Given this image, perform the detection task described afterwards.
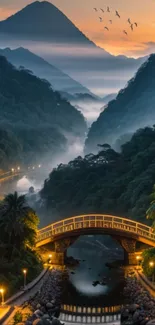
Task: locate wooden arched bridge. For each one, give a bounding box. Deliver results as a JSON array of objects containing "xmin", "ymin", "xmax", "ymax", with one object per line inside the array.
[{"xmin": 36, "ymin": 214, "xmax": 155, "ymax": 265}]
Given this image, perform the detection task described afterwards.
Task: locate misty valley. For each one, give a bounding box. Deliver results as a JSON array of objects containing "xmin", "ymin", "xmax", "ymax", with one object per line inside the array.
[{"xmin": 0, "ymin": 1, "xmax": 155, "ymax": 325}]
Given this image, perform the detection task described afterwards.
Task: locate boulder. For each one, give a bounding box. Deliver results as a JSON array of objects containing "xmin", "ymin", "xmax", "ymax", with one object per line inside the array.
[
  {"xmin": 121, "ymin": 309, "xmax": 130, "ymax": 320},
  {"xmin": 33, "ymin": 320, "xmax": 40, "ymax": 325},
  {"xmin": 42, "ymin": 314, "xmax": 50, "ymax": 320},
  {"xmin": 133, "ymin": 310, "xmax": 140, "ymax": 322},
  {"xmin": 46, "ymin": 303, "xmax": 53, "ymax": 309},
  {"xmin": 140, "ymin": 320, "xmax": 148, "ymax": 325},
  {"xmin": 34, "ymin": 310, "xmax": 43, "ymax": 318},
  {"xmin": 37, "ymin": 304, "xmax": 41, "ymax": 309},
  {"xmin": 37, "ymin": 320, "xmax": 51, "ymax": 325},
  {"xmin": 129, "ymin": 304, "xmax": 139, "ymax": 313},
  {"xmin": 51, "ymin": 318, "xmax": 62, "ymax": 325},
  {"xmin": 146, "ymin": 319, "xmax": 155, "ymax": 325}
]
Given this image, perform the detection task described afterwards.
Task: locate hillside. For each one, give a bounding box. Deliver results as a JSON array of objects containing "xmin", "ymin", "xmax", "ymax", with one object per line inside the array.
[
  {"xmin": 0, "ymin": 47, "xmax": 90, "ymax": 94},
  {"xmin": 0, "ymin": 1, "xmax": 146, "ymax": 95},
  {"xmin": 39, "ymin": 127, "xmax": 155, "ymax": 226},
  {"xmin": 85, "ymin": 55, "xmax": 155, "ymax": 154},
  {"xmin": 0, "ymin": 56, "xmax": 87, "ymax": 168},
  {"xmin": 102, "ymin": 94, "xmax": 117, "ymax": 104}
]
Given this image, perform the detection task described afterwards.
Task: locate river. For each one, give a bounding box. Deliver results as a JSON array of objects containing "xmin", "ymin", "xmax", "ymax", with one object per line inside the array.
[{"xmin": 62, "ymin": 238, "xmax": 125, "ymax": 308}]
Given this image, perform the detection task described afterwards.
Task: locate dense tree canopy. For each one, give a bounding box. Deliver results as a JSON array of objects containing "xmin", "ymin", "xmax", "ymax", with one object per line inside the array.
[
  {"xmin": 85, "ymin": 55, "xmax": 155, "ymax": 154},
  {"xmin": 142, "ymin": 248, "xmax": 155, "ymax": 278},
  {"xmin": 40, "ymin": 126, "xmax": 155, "ymax": 226},
  {"xmin": 0, "ymin": 56, "xmax": 87, "ymax": 168},
  {"xmin": 0, "ymin": 192, "xmax": 42, "ymax": 295}
]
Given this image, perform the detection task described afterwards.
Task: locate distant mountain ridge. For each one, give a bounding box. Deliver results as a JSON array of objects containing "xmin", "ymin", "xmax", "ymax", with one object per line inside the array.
[
  {"xmin": 0, "ymin": 47, "xmax": 91, "ymax": 94},
  {"xmin": 85, "ymin": 54, "xmax": 155, "ymax": 153},
  {"xmin": 0, "ymin": 1, "xmax": 97, "ymax": 46},
  {"xmin": 0, "ymin": 55, "xmax": 87, "ymax": 167},
  {"xmin": 0, "ymin": 1, "xmax": 147, "ymax": 95}
]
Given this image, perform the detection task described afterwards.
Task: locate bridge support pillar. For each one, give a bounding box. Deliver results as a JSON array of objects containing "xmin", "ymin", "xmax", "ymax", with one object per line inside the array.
[
  {"xmin": 50, "ymin": 252, "xmax": 64, "ymax": 265},
  {"xmin": 113, "ymin": 237, "xmax": 137, "ymax": 265},
  {"xmin": 53, "ymin": 237, "xmax": 79, "ymax": 266},
  {"xmin": 124, "ymin": 252, "xmax": 137, "ymax": 265}
]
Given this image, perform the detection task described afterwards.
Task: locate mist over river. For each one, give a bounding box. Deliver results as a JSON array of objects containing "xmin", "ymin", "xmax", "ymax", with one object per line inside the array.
[
  {"xmin": 16, "ymin": 137, "xmax": 85, "ymax": 194},
  {"xmin": 62, "ymin": 240, "xmax": 125, "ymax": 308}
]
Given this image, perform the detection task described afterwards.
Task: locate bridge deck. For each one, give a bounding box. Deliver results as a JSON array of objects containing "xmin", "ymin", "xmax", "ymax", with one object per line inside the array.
[{"xmin": 36, "ymin": 215, "xmax": 155, "ymax": 247}]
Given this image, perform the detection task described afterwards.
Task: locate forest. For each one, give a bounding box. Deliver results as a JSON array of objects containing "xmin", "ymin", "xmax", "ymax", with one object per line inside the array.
[
  {"xmin": 0, "ymin": 192, "xmax": 42, "ymax": 296},
  {"xmin": 0, "ymin": 56, "xmax": 87, "ymax": 169},
  {"xmin": 40, "ymin": 126, "xmax": 155, "ymax": 226},
  {"xmin": 85, "ymin": 54, "xmax": 155, "ymax": 154}
]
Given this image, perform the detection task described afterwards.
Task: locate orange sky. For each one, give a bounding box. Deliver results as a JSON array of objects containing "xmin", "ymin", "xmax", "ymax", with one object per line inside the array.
[{"xmin": 0, "ymin": 0, "xmax": 154, "ymax": 57}]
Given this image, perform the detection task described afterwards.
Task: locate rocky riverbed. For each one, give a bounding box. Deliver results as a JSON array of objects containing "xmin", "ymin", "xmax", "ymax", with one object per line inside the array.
[
  {"xmin": 23, "ymin": 268, "xmax": 67, "ymax": 325},
  {"xmin": 121, "ymin": 271, "xmax": 155, "ymax": 325}
]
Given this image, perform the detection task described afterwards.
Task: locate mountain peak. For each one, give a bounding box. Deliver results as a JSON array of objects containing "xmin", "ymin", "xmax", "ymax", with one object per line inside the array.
[
  {"xmin": 0, "ymin": 1, "xmax": 94, "ymax": 45},
  {"xmin": 23, "ymin": 1, "xmax": 57, "ymax": 10}
]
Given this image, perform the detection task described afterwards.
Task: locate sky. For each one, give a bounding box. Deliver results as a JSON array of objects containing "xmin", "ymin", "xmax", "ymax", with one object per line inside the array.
[{"xmin": 0, "ymin": 0, "xmax": 154, "ymax": 57}]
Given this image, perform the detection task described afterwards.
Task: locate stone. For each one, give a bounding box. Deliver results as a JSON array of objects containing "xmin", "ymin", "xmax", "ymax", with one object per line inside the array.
[
  {"xmin": 42, "ymin": 314, "xmax": 50, "ymax": 320},
  {"xmin": 53, "ymin": 309, "xmax": 60, "ymax": 318},
  {"xmin": 33, "ymin": 320, "xmax": 40, "ymax": 325},
  {"xmin": 37, "ymin": 304, "xmax": 41, "ymax": 309},
  {"xmin": 140, "ymin": 320, "xmax": 148, "ymax": 325},
  {"xmin": 133, "ymin": 311, "xmax": 140, "ymax": 322},
  {"xmin": 40, "ymin": 307, "xmax": 46, "ymax": 314},
  {"xmin": 51, "ymin": 300, "xmax": 55, "ymax": 304},
  {"xmin": 129, "ymin": 304, "xmax": 139, "ymax": 313},
  {"xmin": 34, "ymin": 310, "xmax": 43, "ymax": 318},
  {"xmin": 46, "ymin": 303, "xmax": 53, "ymax": 309},
  {"xmin": 148, "ymin": 301, "xmax": 154, "ymax": 308},
  {"xmin": 51, "ymin": 318, "xmax": 62, "ymax": 325},
  {"xmin": 37, "ymin": 320, "xmax": 51, "ymax": 325},
  {"xmin": 146, "ymin": 320, "xmax": 155, "ymax": 325},
  {"xmin": 121, "ymin": 309, "xmax": 130, "ymax": 320}
]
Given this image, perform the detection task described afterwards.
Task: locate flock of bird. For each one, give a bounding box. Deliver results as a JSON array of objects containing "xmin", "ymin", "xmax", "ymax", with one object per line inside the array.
[{"xmin": 93, "ymin": 6, "xmax": 138, "ymax": 36}]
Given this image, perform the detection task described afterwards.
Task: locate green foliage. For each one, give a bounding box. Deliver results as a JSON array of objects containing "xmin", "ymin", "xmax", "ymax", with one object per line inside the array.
[
  {"xmin": 0, "ymin": 56, "xmax": 87, "ymax": 168},
  {"xmin": 146, "ymin": 185, "xmax": 155, "ymax": 227},
  {"xmin": 40, "ymin": 127, "xmax": 155, "ymax": 225},
  {"xmin": 142, "ymin": 248, "xmax": 155, "ymax": 277},
  {"xmin": 0, "ymin": 192, "xmax": 39, "ymax": 251},
  {"xmin": 85, "ymin": 55, "xmax": 155, "ymax": 153},
  {"xmin": 13, "ymin": 311, "xmax": 23, "ymax": 324},
  {"xmin": 0, "ymin": 192, "xmax": 42, "ymax": 296}
]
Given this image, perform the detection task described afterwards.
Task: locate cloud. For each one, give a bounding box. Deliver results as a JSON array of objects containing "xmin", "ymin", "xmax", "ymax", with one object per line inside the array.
[
  {"xmin": 144, "ymin": 41, "xmax": 155, "ymax": 49},
  {"xmin": 0, "ymin": 7, "xmax": 16, "ymax": 20},
  {"xmin": 133, "ymin": 41, "xmax": 155, "ymax": 56}
]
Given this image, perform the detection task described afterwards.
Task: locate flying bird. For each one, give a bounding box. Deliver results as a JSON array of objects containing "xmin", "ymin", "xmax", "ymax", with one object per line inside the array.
[
  {"xmin": 115, "ymin": 10, "xmax": 120, "ymax": 18},
  {"xmin": 100, "ymin": 8, "xmax": 104, "ymax": 13},
  {"xmin": 109, "ymin": 20, "xmax": 112, "ymax": 24},
  {"xmin": 127, "ymin": 18, "xmax": 131, "ymax": 24},
  {"xmin": 94, "ymin": 8, "xmax": 97, "ymax": 12},
  {"xmin": 107, "ymin": 6, "xmax": 110, "ymax": 12},
  {"xmin": 99, "ymin": 17, "xmax": 103, "ymax": 22},
  {"xmin": 134, "ymin": 22, "xmax": 138, "ymax": 27},
  {"xmin": 104, "ymin": 26, "xmax": 109, "ymax": 31},
  {"xmin": 130, "ymin": 24, "xmax": 133, "ymax": 31},
  {"xmin": 123, "ymin": 30, "xmax": 128, "ymax": 35}
]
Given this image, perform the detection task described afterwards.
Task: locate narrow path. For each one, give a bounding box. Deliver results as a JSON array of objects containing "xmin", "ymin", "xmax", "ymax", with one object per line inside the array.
[
  {"xmin": 10, "ymin": 270, "xmax": 49, "ymax": 307},
  {"xmin": 0, "ymin": 269, "xmax": 49, "ymax": 324},
  {"xmin": 136, "ymin": 269, "xmax": 155, "ymax": 297}
]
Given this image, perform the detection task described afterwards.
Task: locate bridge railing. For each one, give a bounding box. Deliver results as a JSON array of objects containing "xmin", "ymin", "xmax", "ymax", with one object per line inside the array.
[
  {"xmin": 61, "ymin": 304, "xmax": 122, "ymax": 314},
  {"xmin": 37, "ymin": 215, "xmax": 155, "ymax": 243}
]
